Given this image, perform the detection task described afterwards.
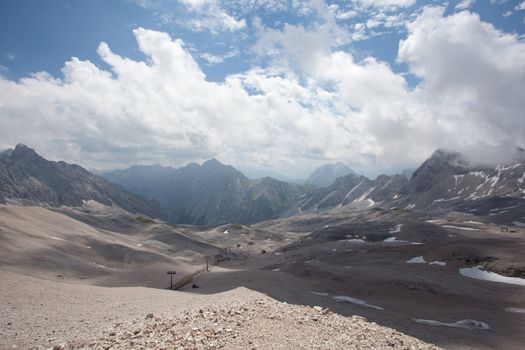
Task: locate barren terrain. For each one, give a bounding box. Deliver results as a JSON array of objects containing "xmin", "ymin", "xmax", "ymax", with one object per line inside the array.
[{"xmin": 1, "ymin": 203, "xmax": 524, "ymax": 349}]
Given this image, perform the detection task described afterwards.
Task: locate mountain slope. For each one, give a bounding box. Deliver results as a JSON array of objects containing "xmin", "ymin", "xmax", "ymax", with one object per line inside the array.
[
  {"xmin": 306, "ymin": 162, "xmax": 358, "ymax": 188},
  {"xmin": 297, "ymin": 149, "xmax": 525, "ymax": 214},
  {"xmin": 0, "ymin": 144, "xmax": 161, "ymax": 217},
  {"xmin": 400, "ymin": 149, "xmax": 525, "ymax": 210},
  {"xmin": 299, "ymin": 173, "xmax": 409, "ymax": 212},
  {"xmin": 105, "ymin": 160, "xmax": 303, "ymax": 226}
]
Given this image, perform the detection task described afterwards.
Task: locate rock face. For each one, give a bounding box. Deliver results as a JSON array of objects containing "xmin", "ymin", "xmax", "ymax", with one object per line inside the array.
[
  {"xmin": 59, "ymin": 297, "xmax": 441, "ymax": 350},
  {"xmin": 105, "ymin": 160, "xmax": 303, "ymax": 226},
  {"xmin": 306, "ymin": 162, "xmax": 358, "ymax": 188},
  {"xmin": 299, "ymin": 173, "xmax": 409, "ymax": 212},
  {"xmin": 0, "ymin": 144, "xmax": 161, "ymax": 217},
  {"xmin": 402, "ymin": 149, "xmax": 525, "ymax": 209},
  {"xmin": 297, "ymin": 149, "xmax": 525, "ymax": 213}
]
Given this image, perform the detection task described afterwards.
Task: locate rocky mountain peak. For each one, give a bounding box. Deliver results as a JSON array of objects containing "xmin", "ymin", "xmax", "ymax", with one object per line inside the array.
[{"xmin": 10, "ymin": 143, "xmax": 43, "ymax": 162}]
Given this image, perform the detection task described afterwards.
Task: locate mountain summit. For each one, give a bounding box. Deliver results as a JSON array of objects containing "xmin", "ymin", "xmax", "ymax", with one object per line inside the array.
[
  {"xmin": 306, "ymin": 162, "xmax": 358, "ymax": 188},
  {"xmin": 0, "ymin": 144, "xmax": 161, "ymax": 217}
]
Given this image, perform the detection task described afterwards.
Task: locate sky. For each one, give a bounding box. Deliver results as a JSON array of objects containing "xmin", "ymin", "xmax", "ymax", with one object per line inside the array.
[{"xmin": 0, "ymin": 0, "xmax": 524, "ymax": 179}]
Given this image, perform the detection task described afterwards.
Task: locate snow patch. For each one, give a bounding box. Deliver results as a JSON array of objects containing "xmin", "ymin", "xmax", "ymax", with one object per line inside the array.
[
  {"xmin": 512, "ymin": 221, "xmax": 525, "ymax": 228},
  {"xmin": 442, "ymin": 225, "xmax": 480, "ymax": 231},
  {"xmin": 223, "ymin": 229, "xmax": 229, "ymax": 234},
  {"xmin": 389, "ymin": 224, "xmax": 403, "ymax": 234},
  {"xmin": 412, "ymin": 318, "xmax": 490, "ymax": 330},
  {"xmin": 310, "ymin": 291, "xmax": 329, "ymax": 296},
  {"xmin": 333, "ymin": 295, "xmax": 383, "ymax": 310},
  {"xmin": 346, "ymin": 239, "xmax": 366, "ymax": 244},
  {"xmin": 429, "ymin": 261, "xmax": 447, "ymax": 266},
  {"xmin": 505, "ymin": 307, "xmax": 525, "ymax": 314},
  {"xmin": 459, "ymin": 266, "xmax": 525, "ymax": 286},
  {"xmin": 50, "ymin": 236, "xmax": 66, "ymax": 242},
  {"xmin": 383, "ymin": 236, "xmax": 408, "ymax": 243},
  {"xmin": 407, "ymin": 256, "xmax": 426, "ymax": 264}
]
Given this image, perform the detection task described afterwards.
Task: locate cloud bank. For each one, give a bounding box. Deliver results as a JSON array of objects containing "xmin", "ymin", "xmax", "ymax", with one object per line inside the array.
[{"xmin": 0, "ymin": 5, "xmax": 524, "ymax": 176}]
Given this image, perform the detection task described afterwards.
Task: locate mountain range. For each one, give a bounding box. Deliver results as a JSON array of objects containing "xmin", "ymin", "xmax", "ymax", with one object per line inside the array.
[
  {"xmin": 104, "ymin": 159, "xmax": 303, "ymax": 226},
  {"xmin": 1, "ymin": 144, "xmax": 524, "ymax": 227}
]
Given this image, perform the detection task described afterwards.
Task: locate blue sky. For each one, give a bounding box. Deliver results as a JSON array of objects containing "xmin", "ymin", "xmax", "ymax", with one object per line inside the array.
[{"xmin": 0, "ymin": 0, "xmax": 524, "ymax": 178}]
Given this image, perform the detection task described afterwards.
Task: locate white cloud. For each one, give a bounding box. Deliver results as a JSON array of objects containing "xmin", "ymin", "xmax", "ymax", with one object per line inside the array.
[
  {"xmin": 502, "ymin": 10, "xmax": 513, "ymax": 17},
  {"xmin": 201, "ymin": 48, "xmax": 239, "ymax": 65},
  {"xmin": 455, "ymin": 0, "xmax": 475, "ymax": 11},
  {"xmin": 398, "ymin": 6, "xmax": 525, "ymax": 163},
  {"xmin": 353, "ymin": 0, "xmax": 416, "ymax": 9},
  {"xmin": 0, "ymin": 6, "xmax": 524, "ymax": 176},
  {"xmin": 516, "ymin": 2, "xmax": 525, "ymax": 11},
  {"xmin": 178, "ymin": 0, "xmax": 246, "ymax": 32}
]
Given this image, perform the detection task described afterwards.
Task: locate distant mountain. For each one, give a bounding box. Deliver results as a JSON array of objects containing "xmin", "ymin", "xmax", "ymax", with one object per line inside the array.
[
  {"xmin": 104, "ymin": 159, "xmax": 303, "ymax": 226},
  {"xmin": 306, "ymin": 162, "xmax": 358, "ymax": 188},
  {"xmin": 298, "ymin": 172, "xmax": 409, "ymax": 212},
  {"xmin": 0, "ymin": 144, "xmax": 161, "ymax": 217},
  {"xmin": 296, "ymin": 148, "xmax": 525, "ymax": 214},
  {"xmin": 399, "ymin": 149, "xmax": 525, "ymax": 210},
  {"xmin": 401, "ymin": 168, "xmax": 415, "ymax": 180}
]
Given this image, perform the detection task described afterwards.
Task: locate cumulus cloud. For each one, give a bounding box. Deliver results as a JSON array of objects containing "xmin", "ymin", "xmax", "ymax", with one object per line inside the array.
[
  {"xmin": 398, "ymin": 6, "xmax": 525, "ymax": 164},
  {"xmin": 178, "ymin": 0, "xmax": 246, "ymax": 32},
  {"xmin": 516, "ymin": 2, "xmax": 525, "ymax": 11},
  {"xmin": 0, "ymin": 6, "xmax": 524, "ymax": 176},
  {"xmin": 352, "ymin": 0, "xmax": 416, "ymax": 9},
  {"xmin": 455, "ymin": 0, "xmax": 475, "ymax": 11}
]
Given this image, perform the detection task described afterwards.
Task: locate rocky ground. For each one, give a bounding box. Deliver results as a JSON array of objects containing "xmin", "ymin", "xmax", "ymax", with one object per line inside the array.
[{"xmin": 57, "ymin": 297, "xmax": 440, "ymax": 350}]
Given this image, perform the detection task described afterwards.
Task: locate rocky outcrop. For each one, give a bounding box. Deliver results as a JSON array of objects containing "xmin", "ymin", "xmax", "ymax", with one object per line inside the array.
[
  {"xmin": 0, "ymin": 144, "xmax": 161, "ymax": 217},
  {"xmin": 57, "ymin": 297, "xmax": 441, "ymax": 350}
]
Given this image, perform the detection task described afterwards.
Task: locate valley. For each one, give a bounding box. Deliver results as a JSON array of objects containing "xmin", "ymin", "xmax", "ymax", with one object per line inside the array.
[
  {"xmin": 1, "ymin": 200, "xmax": 524, "ymax": 349},
  {"xmin": 1, "ymin": 145, "xmax": 525, "ymax": 349}
]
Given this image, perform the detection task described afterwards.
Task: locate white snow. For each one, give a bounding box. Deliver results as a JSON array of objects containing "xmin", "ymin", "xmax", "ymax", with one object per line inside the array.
[
  {"xmin": 367, "ymin": 198, "xmax": 375, "ymax": 207},
  {"xmin": 412, "ymin": 318, "xmax": 490, "ymax": 330},
  {"xmin": 89, "ymin": 262, "xmax": 107, "ymax": 269},
  {"xmin": 310, "ymin": 291, "xmax": 329, "ymax": 296},
  {"xmin": 346, "ymin": 239, "xmax": 366, "ymax": 243},
  {"xmin": 223, "ymin": 229, "xmax": 229, "ymax": 234},
  {"xmin": 518, "ymin": 172, "xmax": 525, "ymax": 184},
  {"xmin": 333, "ymin": 295, "xmax": 383, "ymax": 310},
  {"xmin": 459, "ymin": 266, "xmax": 525, "ymax": 286},
  {"xmin": 442, "ymin": 225, "xmax": 480, "ymax": 231},
  {"xmin": 305, "ymin": 259, "xmax": 318, "ymax": 263},
  {"xmin": 433, "ymin": 197, "xmax": 460, "ymax": 203},
  {"xmin": 500, "ymin": 205, "xmax": 519, "ymax": 210},
  {"xmin": 350, "ymin": 185, "xmax": 377, "ymax": 205},
  {"xmin": 465, "ymin": 221, "xmax": 484, "ymax": 224},
  {"xmin": 136, "ymin": 243, "xmax": 143, "ymax": 247},
  {"xmin": 407, "ymin": 256, "xmax": 427, "ymax": 264},
  {"xmin": 50, "ymin": 236, "xmax": 66, "ymax": 242},
  {"xmin": 272, "ymin": 268, "xmax": 280, "ymax": 272},
  {"xmin": 429, "ymin": 261, "xmax": 447, "ymax": 266},
  {"xmin": 425, "ymin": 219, "xmax": 442, "ymax": 223},
  {"xmin": 389, "ymin": 224, "xmax": 403, "ymax": 234},
  {"xmin": 512, "ymin": 221, "xmax": 525, "ymax": 227},
  {"xmin": 405, "ymin": 203, "xmax": 415, "ymax": 210},
  {"xmin": 505, "ymin": 307, "xmax": 525, "ymax": 313},
  {"xmin": 383, "ymin": 236, "xmax": 408, "ymax": 243}
]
